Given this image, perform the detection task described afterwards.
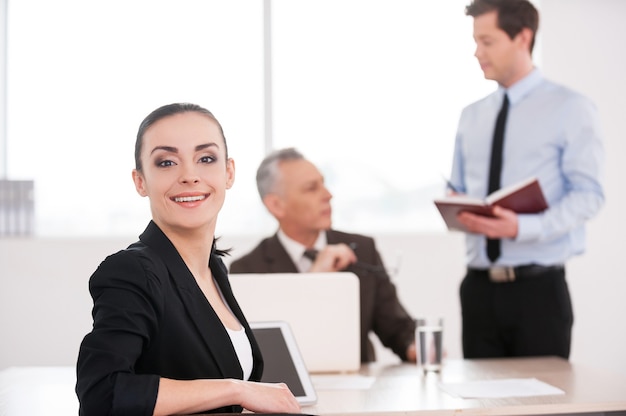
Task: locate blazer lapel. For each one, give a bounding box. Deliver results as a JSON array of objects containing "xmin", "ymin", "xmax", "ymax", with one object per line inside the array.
[
  {"xmin": 139, "ymin": 221, "xmax": 243, "ymax": 379},
  {"xmin": 263, "ymin": 234, "xmax": 299, "ymax": 273},
  {"xmin": 326, "ymin": 229, "xmax": 340, "ymax": 245}
]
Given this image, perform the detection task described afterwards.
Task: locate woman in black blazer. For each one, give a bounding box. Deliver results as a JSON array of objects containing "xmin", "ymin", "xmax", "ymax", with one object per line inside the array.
[{"xmin": 75, "ymin": 103, "xmax": 301, "ymax": 415}]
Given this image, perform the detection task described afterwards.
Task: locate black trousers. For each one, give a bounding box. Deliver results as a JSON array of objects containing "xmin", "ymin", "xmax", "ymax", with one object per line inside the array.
[{"xmin": 460, "ymin": 266, "xmax": 573, "ymax": 359}]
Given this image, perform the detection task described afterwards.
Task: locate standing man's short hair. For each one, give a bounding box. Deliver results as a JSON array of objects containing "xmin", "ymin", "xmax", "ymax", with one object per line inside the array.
[{"xmin": 465, "ymin": 0, "xmax": 539, "ymax": 53}]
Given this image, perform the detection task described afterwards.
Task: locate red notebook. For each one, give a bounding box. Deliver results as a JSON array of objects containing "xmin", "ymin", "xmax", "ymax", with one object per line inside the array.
[{"xmin": 434, "ymin": 177, "xmax": 549, "ymax": 232}]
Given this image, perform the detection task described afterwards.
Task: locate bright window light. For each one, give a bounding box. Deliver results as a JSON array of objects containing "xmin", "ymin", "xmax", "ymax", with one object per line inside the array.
[{"xmin": 6, "ymin": 0, "xmax": 498, "ymax": 237}]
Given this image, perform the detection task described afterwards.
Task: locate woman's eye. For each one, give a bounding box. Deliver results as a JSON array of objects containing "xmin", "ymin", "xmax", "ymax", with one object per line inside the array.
[
  {"xmin": 199, "ymin": 155, "xmax": 216, "ymax": 164},
  {"xmin": 157, "ymin": 159, "xmax": 175, "ymax": 167}
]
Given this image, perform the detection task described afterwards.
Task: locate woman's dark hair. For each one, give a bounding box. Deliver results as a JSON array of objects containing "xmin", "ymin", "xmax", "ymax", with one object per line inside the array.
[
  {"xmin": 135, "ymin": 102, "xmax": 232, "ymax": 257},
  {"xmin": 134, "ymin": 103, "xmax": 229, "ymax": 172},
  {"xmin": 465, "ymin": 0, "xmax": 539, "ymax": 53}
]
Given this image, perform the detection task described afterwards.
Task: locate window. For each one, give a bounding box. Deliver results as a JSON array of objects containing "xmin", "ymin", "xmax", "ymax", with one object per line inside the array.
[
  {"xmin": 5, "ymin": 0, "xmax": 497, "ymax": 237},
  {"xmin": 271, "ymin": 0, "xmax": 495, "ymax": 233}
]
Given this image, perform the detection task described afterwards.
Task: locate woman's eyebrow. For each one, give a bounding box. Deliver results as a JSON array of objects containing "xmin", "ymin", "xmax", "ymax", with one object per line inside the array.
[
  {"xmin": 195, "ymin": 142, "xmax": 219, "ymax": 152},
  {"xmin": 150, "ymin": 142, "xmax": 218, "ymax": 155},
  {"xmin": 150, "ymin": 145, "xmax": 178, "ymax": 155}
]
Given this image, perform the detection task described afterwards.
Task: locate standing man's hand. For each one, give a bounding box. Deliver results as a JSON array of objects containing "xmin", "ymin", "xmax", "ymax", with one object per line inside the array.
[
  {"xmin": 457, "ymin": 205, "xmax": 519, "ymax": 238},
  {"xmin": 310, "ymin": 244, "xmax": 357, "ymax": 272}
]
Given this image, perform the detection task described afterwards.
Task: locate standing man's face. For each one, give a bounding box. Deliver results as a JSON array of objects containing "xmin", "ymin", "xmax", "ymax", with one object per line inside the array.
[{"xmin": 472, "ymin": 10, "xmax": 531, "ymax": 88}]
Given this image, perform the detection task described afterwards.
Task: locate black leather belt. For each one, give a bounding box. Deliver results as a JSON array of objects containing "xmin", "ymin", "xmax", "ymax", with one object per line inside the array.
[{"xmin": 468, "ymin": 264, "xmax": 564, "ymax": 283}]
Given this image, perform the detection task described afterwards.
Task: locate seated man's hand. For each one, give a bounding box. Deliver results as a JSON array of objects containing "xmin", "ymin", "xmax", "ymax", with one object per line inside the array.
[
  {"xmin": 406, "ymin": 342, "xmax": 417, "ymax": 363},
  {"xmin": 310, "ymin": 244, "xmax": 357, "ymax": 272}
]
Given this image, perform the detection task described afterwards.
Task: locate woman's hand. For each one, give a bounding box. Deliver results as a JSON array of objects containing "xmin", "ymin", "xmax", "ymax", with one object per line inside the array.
[{"xmin": 238, "ymin": 380, "xmax": 302, "ymax": 414}]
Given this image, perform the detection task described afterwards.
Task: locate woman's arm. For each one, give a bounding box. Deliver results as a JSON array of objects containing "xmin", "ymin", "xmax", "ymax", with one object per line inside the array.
[{"xmin": 154, "ymin": 378, "xmax": 300, "ymax": 415}]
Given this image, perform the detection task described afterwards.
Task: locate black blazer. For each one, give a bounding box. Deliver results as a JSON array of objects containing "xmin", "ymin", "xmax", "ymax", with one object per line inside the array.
[
  {"xmin": 229, "ymin": 229, "xmax": 416, "ymax": 363},
  {"xmin": 76, "ymin": 221, "xmax": 263, "ymax": 415}
]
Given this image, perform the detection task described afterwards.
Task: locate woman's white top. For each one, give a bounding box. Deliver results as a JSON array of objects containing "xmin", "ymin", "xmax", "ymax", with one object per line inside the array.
[
  {"xmin": 216, "ymin": 279, "xmax": 253, "ymax": 380},
  {"xmin": 225, "ymin": 325, "xmax": 253, "ymax": 380}
]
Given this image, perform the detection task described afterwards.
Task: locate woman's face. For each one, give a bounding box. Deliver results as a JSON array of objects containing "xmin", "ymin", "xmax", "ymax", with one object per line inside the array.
[{"xmin": 132, "ymin": 111, "xmax": 235, "ymax": 235}]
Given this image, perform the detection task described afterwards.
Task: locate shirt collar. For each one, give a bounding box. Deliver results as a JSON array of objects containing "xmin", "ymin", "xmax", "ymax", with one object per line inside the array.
[
  {"xmin": 277, "ymin": 229, "xmax": 327, "ymax": 265},
  {"xmin": 501, "ymin": 67, "xmax": 544, "ymax": 106}
]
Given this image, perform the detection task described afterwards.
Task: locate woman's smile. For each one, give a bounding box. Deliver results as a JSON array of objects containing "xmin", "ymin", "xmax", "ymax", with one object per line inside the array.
[{"xmin": 172, "ymin": 193, "xmax": 208, "ymax": 203}]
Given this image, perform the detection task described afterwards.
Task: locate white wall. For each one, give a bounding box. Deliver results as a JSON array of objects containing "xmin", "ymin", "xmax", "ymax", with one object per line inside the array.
[
  {"xmin": 539, "ymin": 0, "xmax": 626, "ymax": 375},
  {"xmin": 0, "ymin": 233, "xmax": 467, "ymax": 371},
  {"xmin": 1, "ymin": 0, "xmax": 625, "ymax": 375}
]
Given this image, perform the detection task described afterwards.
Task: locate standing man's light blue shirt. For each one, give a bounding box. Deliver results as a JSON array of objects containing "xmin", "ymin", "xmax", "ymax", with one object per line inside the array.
[{"xmin": 450, "ymin": 68, "xmax": 604, "ymax": 268}]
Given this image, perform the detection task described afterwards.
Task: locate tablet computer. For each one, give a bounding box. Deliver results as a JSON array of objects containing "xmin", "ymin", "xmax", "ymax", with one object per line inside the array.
[{"xmin": 249, "ymin": 321, "xmax": 317, "ymax": 406}]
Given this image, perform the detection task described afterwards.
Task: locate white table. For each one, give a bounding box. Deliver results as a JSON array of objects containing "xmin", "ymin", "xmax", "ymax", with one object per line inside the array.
[
  {"xmin": 0, "ymin": 366, "xmax": 78, "ymax": 416},
  {"xmin": 2, "ymin": 357, "xmax": 626, "ymax": 416},
  {"xmin": 305, "ymin": 356, "xmax": 626, "ymax": 416}
]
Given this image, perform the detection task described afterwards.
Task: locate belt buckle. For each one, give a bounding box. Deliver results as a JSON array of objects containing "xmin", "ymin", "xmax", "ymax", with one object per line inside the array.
[{"xmin": 489, "ymin": 267, "xmax": 516, "ymax": 282}]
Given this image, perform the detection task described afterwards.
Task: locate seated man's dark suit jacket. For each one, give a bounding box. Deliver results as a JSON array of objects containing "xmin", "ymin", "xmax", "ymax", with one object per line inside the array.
[
  {"xmin": 229, "ymin": 229, "xmax": 416, "ymax": 363},
  {"xmin": 76, "ymin": 221, "xmax": 263, "ymax": 416}
]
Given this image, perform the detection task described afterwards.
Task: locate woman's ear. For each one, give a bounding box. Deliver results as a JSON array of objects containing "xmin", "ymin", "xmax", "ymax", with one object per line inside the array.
[
  {"xmin": 132, "ymin": 169, "xmax": 148, "ymax": 197},
  {"xmin": 225, "ymin": 158, "xmax": 235, "ymax": 189}
]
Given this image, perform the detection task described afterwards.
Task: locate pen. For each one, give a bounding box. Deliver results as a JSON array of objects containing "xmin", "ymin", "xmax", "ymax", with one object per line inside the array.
[
  {"xmin": 442, "ymin": 175, "xmax": 459, "ymax": 193},
  {"xmin": 348, "ymin": 242, "xmax": 388, "ymax": 275}
]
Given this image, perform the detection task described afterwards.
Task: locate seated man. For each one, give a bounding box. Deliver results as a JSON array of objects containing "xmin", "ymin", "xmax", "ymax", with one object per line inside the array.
[{"xmin": 229, "ymin": 147, "xmax": 417, "ymax": 363}]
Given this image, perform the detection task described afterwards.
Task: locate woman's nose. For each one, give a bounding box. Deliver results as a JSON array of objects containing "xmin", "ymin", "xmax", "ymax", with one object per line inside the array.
[{"xmin": 180, "ymin": 166, "xmax": 200, "ymax": 184}]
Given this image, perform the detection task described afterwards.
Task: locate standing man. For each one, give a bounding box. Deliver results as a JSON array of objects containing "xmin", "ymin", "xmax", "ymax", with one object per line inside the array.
[
  {"xmin": 230, "ymin": 147, "xmax": 417, "ymax": 363},
  {"xmin": 450, "ymin": 0, "xmax": 604, "ymax": 359}
]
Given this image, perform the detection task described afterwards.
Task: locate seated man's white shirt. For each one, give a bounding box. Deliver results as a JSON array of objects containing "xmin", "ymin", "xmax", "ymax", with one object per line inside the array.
[{"xmin": 277, "ymin": 229, "xmax": 326, "ymax": 272}]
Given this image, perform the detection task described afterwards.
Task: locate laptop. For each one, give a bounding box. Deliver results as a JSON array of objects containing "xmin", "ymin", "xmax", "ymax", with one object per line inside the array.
[
  {"xmin": 229, "ymin": 272, "xmax": 361, "ymax": 373},
  {"xmin": 250, "ymin": 321, "xmax": 317, "ymax": 405}
]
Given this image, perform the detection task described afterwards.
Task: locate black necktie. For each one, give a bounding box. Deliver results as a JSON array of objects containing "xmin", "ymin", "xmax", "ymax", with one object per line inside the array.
[
  {"xmin": 486, "ymin": 93, "xmax": 509, "ymax": 263},
  {"xmin": 303, "ymin": 249, "xmax": 318, "ymax": 261}
]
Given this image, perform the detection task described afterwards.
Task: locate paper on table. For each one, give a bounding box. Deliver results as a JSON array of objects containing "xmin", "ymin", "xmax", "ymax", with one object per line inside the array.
[
  {"xmin": 438, "ymin": 378, "xmax": 565, "ymax": 399},
  {"xmin": 311, "ymin": 374, "xmax": 376, "ymax": 390}
]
